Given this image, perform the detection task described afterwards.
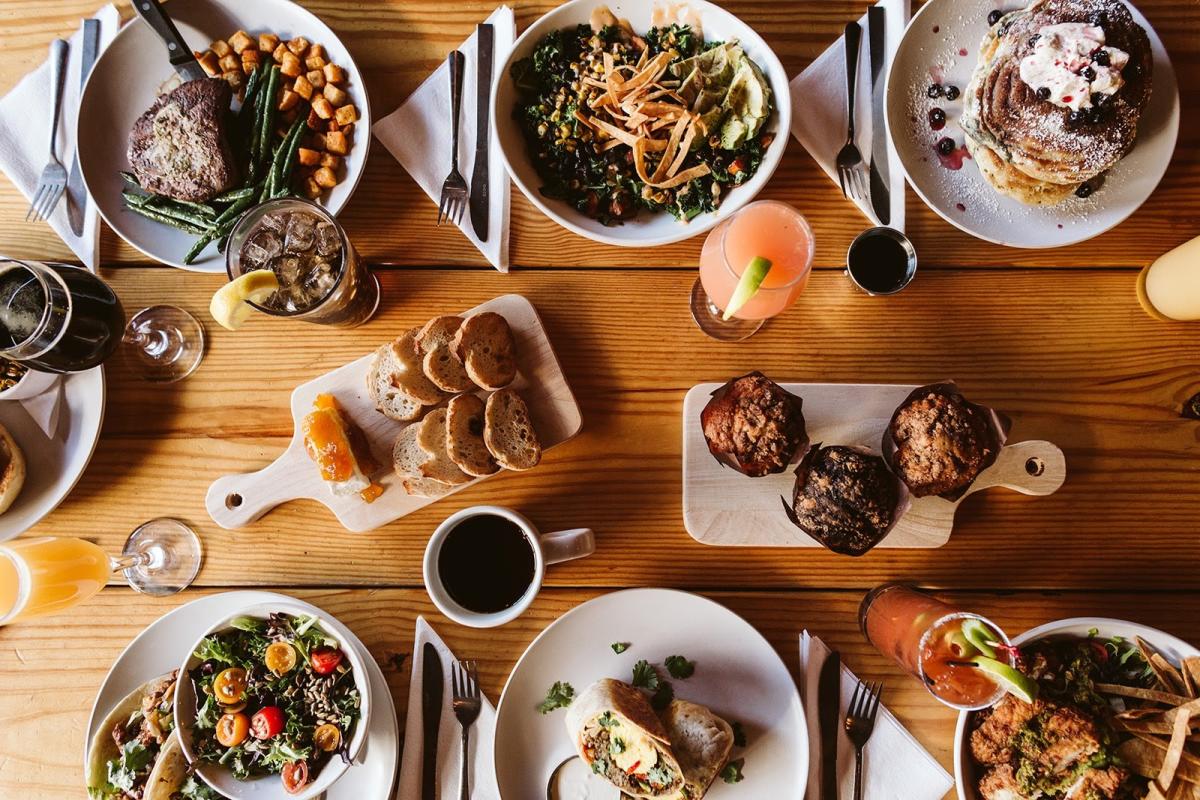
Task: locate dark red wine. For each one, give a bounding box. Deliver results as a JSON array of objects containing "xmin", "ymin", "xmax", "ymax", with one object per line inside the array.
[
  {"xmin": 848, "ymin": 234, "xmax": 913, "ymax": 294},
  {"xmin": 438, "ymin": 515, "xmax": 535, "ymax": 614}
]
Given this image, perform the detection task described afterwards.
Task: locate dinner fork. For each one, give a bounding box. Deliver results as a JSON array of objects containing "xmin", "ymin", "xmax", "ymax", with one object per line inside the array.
[
  {"xmin": 844, "ymin": 680, "xmax": 883, "ymax": 800},
  {"xmin": 26, "ymin": 38, "xmax": 70, "ymax": 223},
  {"xmin": 438, "ymin": 50, "xmax": 470, "ymax": 227},
  {"xmin": 451, "ymin": 659, "xmax": 482, "ymax": 800},
  {"xmin": 835, "ymin": 21, "xmax": 869, "ymax": 202}
]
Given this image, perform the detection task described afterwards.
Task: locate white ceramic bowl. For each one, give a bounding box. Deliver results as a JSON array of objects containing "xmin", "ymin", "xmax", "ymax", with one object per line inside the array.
[
  {"xmin": 78, "ymin": 0, "xmax": 372, "ymax": 272},
  {"xmin": 953, "ymin": 617, "xmax": 1200, "ymax": 800},
  {"xmin": 174, "ymin": 600, "xmax": 372, "ymax": 800},
  {"xmin": 493, "ymin": 0, "xmax": 791, "ymax": 247}
]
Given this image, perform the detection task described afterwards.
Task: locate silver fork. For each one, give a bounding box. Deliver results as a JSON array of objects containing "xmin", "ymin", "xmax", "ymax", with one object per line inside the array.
[
  {"xmin": 438, "ymin": 50, "xmax": 470, "ymax": 227},
  {"xmin": 26, "ymin": 38, "xmax": 70, "ymax": 223},
  {"xmin": 844, "ymin": 680, "xmax": 883, "ymax": 800},
  {"xmin": 451, "ymin": 659, "xmax": 482, "ymax": 800},
  {"xmin": 835, "ymin": 21, "xmax": 868, "ymax": 202}
]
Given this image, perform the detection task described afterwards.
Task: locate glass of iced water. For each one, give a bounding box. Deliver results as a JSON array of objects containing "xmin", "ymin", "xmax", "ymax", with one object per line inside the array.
[{"xmin": 225, "ymin": 198, "xmax": 379, "ymax": 328}]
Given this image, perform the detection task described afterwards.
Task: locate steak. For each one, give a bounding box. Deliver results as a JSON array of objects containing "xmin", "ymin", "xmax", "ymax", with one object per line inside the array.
[{"xmin": 127, "ymin": 78, "xmax": 239, "ymax": 202}]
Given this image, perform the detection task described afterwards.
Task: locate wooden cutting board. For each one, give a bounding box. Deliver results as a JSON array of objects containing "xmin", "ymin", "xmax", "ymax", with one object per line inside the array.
[
  {"xmin": 206, "ymin": 295, "xmax": 582, "ymax": 532},
  {"xmin": 682, "ymin": 382, "xmax": 1065, "ymax": 549}
]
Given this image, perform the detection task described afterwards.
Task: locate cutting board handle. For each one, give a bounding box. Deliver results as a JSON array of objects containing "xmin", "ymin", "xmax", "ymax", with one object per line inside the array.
[
  {"xmin": 969, "ymin": 440, "xmax": 1066, "ymax": 497},
  {"xmin": 206, "ymin": 453, "xmax": 312, "ymax": 530}
]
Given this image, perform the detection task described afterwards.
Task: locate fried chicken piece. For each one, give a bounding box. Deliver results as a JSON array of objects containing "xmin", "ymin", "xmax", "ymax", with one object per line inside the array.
[
  {"xmin": 979, "ymin": 763, "xmax": 1034, "ymax": 800},
  {"xmin": 1065, "ymin": 765, "xmax": 1128, "ymax": 800},
  {"xmin": 1031, "ymin": 704, "xmax": 1102, "ymax": 776},
  {"xmin": 971, "ymin": 695, "xmax": 1040, "ymax": 765}
]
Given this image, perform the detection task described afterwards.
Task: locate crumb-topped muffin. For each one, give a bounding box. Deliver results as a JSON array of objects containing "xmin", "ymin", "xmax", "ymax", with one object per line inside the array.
[
  {"xmin": 888, "ymin": 389, "xmax": 999, "ymax": 497},
  {"xmin": 701, "ymin": 372, "xmax": 807, "ymax": 478},
  {"xmin": 786, "ymin": 445, "xmax": 899, "ymax": 556}
]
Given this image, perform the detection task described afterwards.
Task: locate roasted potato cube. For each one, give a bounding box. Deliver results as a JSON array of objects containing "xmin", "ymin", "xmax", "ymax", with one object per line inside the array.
[
  {"xmin": 323, "ymin": 63, "xmax": 347, "ymax": 84},
  {"xmin": 287, "ymin": 37, "xmax": 310, "ymax": 56},
  {"xmin": 309, "ymin": 128, "xmax": 328, "ymax": 148},
  {"xmin": 211, "ymin": 39, "xmax": 232, "ymax": 58},
  {"xmin": 281, "ymin": 107, "xmax": 299, "ymax": 124},
  {"xmin": 270, "ymin": 43, "xmax": 288, "ymax": 63},
  {"xmin": 292, "ymin": 74, "xmax": 314, "ymax": 101},
  {"xmin": 279, "ymin": 52, "xmax": 303, "ymax": 78},
  {"xmin": 304, "ymin": 55, "xmax": 327, "ymax": 72},
  {"xmin": 258, "ymin": 33, "xmax": 280, "ymax": 53},
  {"xmin": 297, "ymin": 147, "xmax": 321, "ymax": 167},
  {"xmin": 311, "ymin": 95, "xmax": 334, "ymax": 119},
  {"xmin": 305, "ymin": 69, "xmax": 326, "ymax": 89},
  {"xmin": 221, "ymin": 70, "xmax": 245, "ymax": 91},
  {"xmin": 324, "ymin": 130, "xmax": 348, "ymax": 155},
  {"xmin": 229, "ymin": 30, "xmax": 255, "ymax": 54},
  {"xmin": 306, "ymin": 109, "xmax": 327, "ymax": 131},
  {"xmin": 319, "ymin": 152, "xmax": 342, "ymax": 170},
  {"xmin": 196, "ymin": 50, "xmax": 221, "ymax": 77},
  {"xmin": 334, "ymin": 104, "xmax": 358, "ymax": 126},
  {"xmin": 322, "ymin": 83, "xmax": 347, "ymax": 107},
  {"xmin": 278, "ymin": 89, "xmax": 301, "ymax": 111},
  {"xmin": 313, "ymin": 166, "xmax": 338, "ymax": 188},
  {"xmin": 218, "ymin": 53, "xmax": 240, "ymax": 73},
  {"xmin": 308, "ymin": 44, "xmax": 326, "ymax": 61},
  {"xmin": 327, "ymin": 118, "xmax": 341, "ymax": 133},
  {"xmin": 241, "ymin": 49, "xmax": 261, "ymax": 70},
  {"xmin": 303, "ymin": 176, "xmax": 323, "ymax": 199}
]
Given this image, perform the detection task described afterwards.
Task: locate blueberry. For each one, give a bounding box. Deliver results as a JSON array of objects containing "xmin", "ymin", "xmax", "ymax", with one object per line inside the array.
[
  {"xmin": 1075, "ymin": 182, "xmax": 1094, "ymax": 198},
  {"xmin": 928, "ymin": 107, "xmax": 946, "ymax": 128},
  {"xmin": 1066, "ymin": 109, "xmax": 1086, "ymax": 126},
  {"xmin": 927, "ymin": 84, "xmax": 943, "ymax": 98},
  {"xmin": 1093, "ymin": 49, "xmax": 1111, "ymax": 66},
  {"xmin": 1036, "ymin": 86, "xmax": 1051, "ymax": 101},
  {"xmin": 944, "ymin": 85, "xmax": 960, "ymax": 101},
  {"xmin": 1082, "ymin": 66, "xmax": 1096, "ymax": 81},
  {"xmin": 936, "ymin": 137, "xmax": 956, "ymax": 156},
  {"xmin": 987, "ymin": 9, "xmax": 1003, "ymax": 25}
]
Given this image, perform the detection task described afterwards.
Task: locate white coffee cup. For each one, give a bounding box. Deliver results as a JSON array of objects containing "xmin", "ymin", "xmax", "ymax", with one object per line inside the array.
[{"xmin": 423, "ymin": 505, "xmax": 594, "ymax": 628}]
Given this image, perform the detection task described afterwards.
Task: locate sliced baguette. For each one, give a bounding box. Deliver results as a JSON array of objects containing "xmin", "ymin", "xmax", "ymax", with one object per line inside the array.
[
  {"xmin": 391, "ymin": 328, "xmax": 448, "ymax": 405},
  {"xmin": 446, "ymin": 394, "xmax": 499, "ymax": 477},
  {"xmin": 391, "ymin": 421, "xmax": 428, "ymax": 478},
  {"xmin": 0, "ymin": 423, "xmax": 25, "ymax": 515},
  {"xmin": 416, "ymin": 408, "xmax": 472, "ymax": 485},
  {"xmin": 484, "ymin": 389, "xmax": 542, "ymax": 471},
  {"xmin": 402, "ymin": 476, "xmax": 454, "ymax": 499},
  {"xmin": 368, "ymin": 344, "xmax": 424, "ymax": 422},
  {"xmin": 417, "ymin": 315, "xmax": 476, "ymax": 393},
  {"xmin": 453, "ymin": 312, "xmax": 517, "ymax": 390}
]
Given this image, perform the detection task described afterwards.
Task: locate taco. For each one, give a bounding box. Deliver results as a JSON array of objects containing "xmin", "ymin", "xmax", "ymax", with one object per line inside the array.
[{"xmin": 86, "ymin": 671, "xmax": 188, "ymax": 800}]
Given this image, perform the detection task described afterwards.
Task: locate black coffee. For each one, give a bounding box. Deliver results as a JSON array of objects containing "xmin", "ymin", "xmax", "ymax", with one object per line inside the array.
[
  {"xmin": 848, "ymin": 235, "xmax": 912, "ymax": 294},
  {"xmin": 438, "ymin": 515, "xmax": 536, "ymax": 614}
]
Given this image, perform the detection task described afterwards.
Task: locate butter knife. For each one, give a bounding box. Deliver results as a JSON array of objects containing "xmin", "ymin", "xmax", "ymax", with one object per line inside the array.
[
  {"xmin": 67, "ymin": 18, "xmax": 100, "ymax": 237},
  {"xmin": 867, "ymin": 6, "xmax": 891, "ymax": 225},
  {"xmin": 421, "ymin": 642, "xmax": 443, "ymax": 800},
  {"xmin": 469, "ymin": 23, "xmax": 494, "ymax": 242},
  {"xmin": 819, "ymin": 650, "xmax": 842, "ymax": 800}
]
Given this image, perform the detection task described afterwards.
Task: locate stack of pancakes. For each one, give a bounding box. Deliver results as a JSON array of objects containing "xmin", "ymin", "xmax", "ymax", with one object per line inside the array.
[{"xmin": 960, "ymin": 0, "xmax": 1152, "ymax": 205}]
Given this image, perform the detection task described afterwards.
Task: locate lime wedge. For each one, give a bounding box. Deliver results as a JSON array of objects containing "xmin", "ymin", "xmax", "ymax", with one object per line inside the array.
[
  {"xmin": 962, "ymin": 619, "xmax": 999, "ymax": 659},
  {"xmin": 974, "ymin": 656, "xmax": 1039, "ymax": 704},
  {"xmin": 722, "ymin": 256, "xmax": 773, "ymax": 321},
  {"xmin": 947, "ymin": 631, "xmax": 979, "ymax": 659}
]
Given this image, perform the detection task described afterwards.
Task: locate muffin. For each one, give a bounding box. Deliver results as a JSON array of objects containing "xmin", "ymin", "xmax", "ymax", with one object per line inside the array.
[
  {"xmin": 886, "ymin": 385, "xmax": 1001, "ymax": 498},
  {"xmin": 784, "ymin": 445, "xmax": 901, "ymax": 556},
  {"xmin": 701, "ymin": 372, "xmax": 808, "ymax": 477}
]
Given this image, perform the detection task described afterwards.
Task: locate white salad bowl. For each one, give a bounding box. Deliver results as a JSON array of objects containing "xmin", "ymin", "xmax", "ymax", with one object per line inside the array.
[
  {"xmin": 174, "ymin": 599, "xmax": 373, "ymax": 800},
  {"xmin": 953, "ymin": 616, "xmax": 1200, "ymax": 800},
  {"xmin": 493, "ymin": 0, "xmax": 791, "ymax": 248}
]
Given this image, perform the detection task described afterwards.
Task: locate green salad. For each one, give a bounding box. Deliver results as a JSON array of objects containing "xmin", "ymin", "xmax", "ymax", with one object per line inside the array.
[
  {"xmin": 510, "ymin": 19, "xmax": 773, "ymax": 225},
  {"xmin": 187, "ymin": 612, "xmax": 361, "ymax": 795}
]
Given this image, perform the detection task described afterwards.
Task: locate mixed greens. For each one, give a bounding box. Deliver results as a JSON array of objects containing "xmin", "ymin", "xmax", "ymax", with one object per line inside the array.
[{"xmin": 187, "ymin": 612, "xmax": 361, "ymax": 795}]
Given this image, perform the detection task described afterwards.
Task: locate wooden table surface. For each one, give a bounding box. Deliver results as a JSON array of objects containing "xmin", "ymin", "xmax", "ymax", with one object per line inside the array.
[{"xmin": 1, "ymin": 1, "xmax": 1199, "ymax": 798}]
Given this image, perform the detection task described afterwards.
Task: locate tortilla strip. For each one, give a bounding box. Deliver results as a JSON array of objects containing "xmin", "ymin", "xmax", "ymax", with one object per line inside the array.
[
  {"xmin": 1186, "ymin": 658, "xmax": 1200, "ymax": 698},
  {"xmin": 652, "ymin": 116, "xmax": 691, "ymax": 183},
  {"xmin": 1117, "ymin": 737, "xmax": 1200, "ymax": 785},
  {"xmin": 646, "ymin": 164, "xmax": 711, "ymax": 190},
  {"xmin": 1140, "ymin": 638, "xmax": 1190, "ymax": 696},
  {"xmin": 668, "ymin": 123, "xmax": 699, "ymax": 176},
  {"xmin": 1160, "ymin": 706, "xmax": 1197, "ymax": 790},
  {"xmin": 589, "ymin": 116, "xmax": 642, "ymax": 148},
  {"xmin": 1116, "ymin": 718, "xmax": 1200, "ymax": 738},
  {"xmin": 1098, "ymin": 683, "xmax": 1193, "ymax": 705}
]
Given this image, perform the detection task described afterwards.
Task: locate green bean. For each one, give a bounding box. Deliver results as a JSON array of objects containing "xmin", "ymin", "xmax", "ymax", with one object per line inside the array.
[
  {"xmin": 123, "ymin": 192, "xmax": 213, "ymax": 228},
  {"xmin": 160, "ymin": 197, "xmax": 217, "ymax": 218},
  {"xmin": 182, "ymin": 231, "xmax": 217, "ymax": 265},
  {"xmin": 212, "ymin": 186, "xmax": 256, "ymax": 204},
  {"xmin": 273, "ymin": 113, "xmax": 308, "ymax": 198},
  {"xmin": 255, "ymin": 66, "xmax": 281, "ymax": 180},
  {"xmin": 119, "ymin": 171, "xmax": 141, "ymax": 187},
  {"xmin": 214, "ymin": 192, "xmax": 258, "ymax": 227},
  {"xmin": 238, "ymin": 62, "xmax": 267, "ymax": 123},
  {"xmin": 121, "ymin": 190, "xmax": 154, "ymax": 208},
  {"xmin": 125, "ymin": 203, "xmax": 208, "ymax": 235}
]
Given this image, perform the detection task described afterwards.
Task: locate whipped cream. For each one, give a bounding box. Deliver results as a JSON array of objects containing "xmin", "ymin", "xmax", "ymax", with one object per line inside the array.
[{"xmin": 1018, "ymin": 23, "xmax": 1129, "ymax": 111}]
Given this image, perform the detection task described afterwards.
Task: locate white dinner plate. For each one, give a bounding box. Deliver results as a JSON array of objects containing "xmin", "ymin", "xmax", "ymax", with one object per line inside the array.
[
  {"xmin": 0, "ymin": 366, "xmax": 104, "ymax": 541},
  {"xmin": 885, "ymin": 0, "xmax": 1178, "ymax": 248},
  {"xmin": 84, "ymin": 591, "xmax": 399, "ymax": 799},
  {"xmin": 78, "ymin": 0, "xmax": 372, "ymax": 272},
  {"xmin": 494, "ymin": 588, "xmax": 808, "ymax": 798},
  {"xmin": 953, "ymin": 617, "xmax": 1200, "ymax": 800}
]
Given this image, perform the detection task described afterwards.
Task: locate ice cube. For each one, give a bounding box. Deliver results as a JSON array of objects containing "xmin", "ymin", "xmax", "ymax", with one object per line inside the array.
[
  {"xmin": 240, "ymin": 229, "xmax": 282, "ymax": 268},
  {"xmin": 284, "ymin": 212, "xmax": 317, "ymax": 253},
  {"xmin": 314, "ymin": 221, "xmax": 341, "ymax": 257},
  {"xmin": 259, "ymin": 212, "xmax": 288, "ymax": 233},
  {"xmin": 271, "ymin": 255, "xmax": 303, "ymax": 288}
]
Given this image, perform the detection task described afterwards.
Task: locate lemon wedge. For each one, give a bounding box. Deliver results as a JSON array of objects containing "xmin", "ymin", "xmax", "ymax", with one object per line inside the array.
[{"xmin": 210, "ymin": 270, "xmax": 279, "ymax": 331}]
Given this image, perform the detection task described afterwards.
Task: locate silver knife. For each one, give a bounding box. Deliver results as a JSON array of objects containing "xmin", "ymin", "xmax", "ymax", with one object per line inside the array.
[
  {"xmin": 867, "ymin": 6, "xmax": 891, "ymax": 226},
  {"xmin": 469, "ymin": 23, "xmax": 494, "ymax": 242},
  {"xmin": 67, "ymin": 19, "xmax": 100, "ymax": 237},
  {"xmin": 818, "ymin": 650, "xmax": 842, "ymax": 800},
  {"xmin": 421, "ymin": 642, "xmax": 443, "ymax": 800},
  {"xmin": 132, "ymin": 0, "xmax": 207, "ymax": 82}
]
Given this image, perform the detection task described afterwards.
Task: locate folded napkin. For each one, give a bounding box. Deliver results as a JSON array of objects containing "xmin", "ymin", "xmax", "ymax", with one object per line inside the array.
[
  {"xmin": 397, "ymin": 617, "xmax": 500, "ymax": 800},
  {"xmin": 373, "ymin": 7, "xmax": 515, "ymax": 272},
  {"xmin": 800, "ymin": 631, "xmax": 952, "ymax": 800},
  {"xmin": 0, "ymin": 5, "xmax": 120, "ymax": 269},
  {"xmin": 13, "ymin": 377, "xmax": 65, "ymax": 438},
  {"xmin": 790, "ymin": 0, "xmax": 910, "ymax": 230}
]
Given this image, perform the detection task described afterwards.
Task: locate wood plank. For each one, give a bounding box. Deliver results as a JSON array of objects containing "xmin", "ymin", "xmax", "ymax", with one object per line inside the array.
[
  {"xmin": 1, "ymin": 587, "xmax": 1198, "ymax": 799},
  {"xmin": 18, "ymin": 267, "xmax": 1200, "ymax": 590},
  {"xmin": 0, "ymin": 0, "xmax": 1195, "ymax": 268}
]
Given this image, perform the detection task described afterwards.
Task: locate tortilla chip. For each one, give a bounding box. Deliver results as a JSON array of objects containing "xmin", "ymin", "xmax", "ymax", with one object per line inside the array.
[
  {"xmin": 1160, "ymin": 706, "xmax": 1198, "ymax": 790},
  {"xmin": 1185, "ymin": 658, "xmax": 1200, "ymax": 698},
  {"xmin": 1118, "ymin": 738, "xmax": 1200, "ymax": 785},
  {"xmin": 1098, "ymin": 683, "xmax": 1193, "ymax": 705},
  {"xmin": 1140, "ymin": 637, "xmax": 1189, "ymax": 695}
]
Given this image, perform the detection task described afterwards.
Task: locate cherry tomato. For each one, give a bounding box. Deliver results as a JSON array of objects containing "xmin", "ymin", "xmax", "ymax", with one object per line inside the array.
[
  {"xmin": 213, "ymin": 667, "xmax": 247, "ymax": 704},
  {"xmin": 313, "ymin": 723, "xmax": 341, "ymax": 752},
  {"xmin": 216, "ymin": 713, "xmax": 250, "ymax": 747},
  {"xmin": 310, "ymin": 646, "xmax": 344, "ymax": 675},
  {"xmin": 281, "ymin": 761, "xmax": 309, "ymax": 794},
  {"xmin": 251, "ymin": 706, "xmax": 286, "ymax": 739},
  {"xmin": 265, "ymin": 642, "xmax": 298, "ymax": 676}
]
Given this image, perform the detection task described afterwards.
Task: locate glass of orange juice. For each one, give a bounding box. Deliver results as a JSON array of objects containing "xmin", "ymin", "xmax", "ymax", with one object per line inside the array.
[
  {"xmin": 0, "ymin": 520, "xmax": 201, "ymax": 626},
  {"xmin": 691, "ymin": 200, "xmax": 815, "ymax": 341}
]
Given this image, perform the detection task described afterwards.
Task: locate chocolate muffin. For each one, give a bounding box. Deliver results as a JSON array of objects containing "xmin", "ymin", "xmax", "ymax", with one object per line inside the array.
[
  {"xmin": 887, "ymin": 388, "xmax": 999, "ymax": 498},
  {"xmin": 784, "ymin": 445, "xmax": 900, "ymax": 556},
  {"xmin": 701, "ymin": 372, "xmax": 807, "ymax": 477}
]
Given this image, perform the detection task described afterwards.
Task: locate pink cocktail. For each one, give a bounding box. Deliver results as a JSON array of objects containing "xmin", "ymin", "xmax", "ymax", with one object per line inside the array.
[{"xmin": 690, "ymin": 200, "xmax": 814, "ymax": 341}]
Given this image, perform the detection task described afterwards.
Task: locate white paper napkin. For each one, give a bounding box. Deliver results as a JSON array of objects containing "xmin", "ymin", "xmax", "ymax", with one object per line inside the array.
[
  {"xmin": 14, "ymin": 378, "xmax": 65, "ymax": 438},
  {"xmin": 397, "ymin": 617, "xmax": 500, "ymax": 800},
  {"xmin": 790, "ymin": 0, "xmax": 910, "ymax": 231},
  {"xmin": 800, "ymin": 631, "xmax": 952, "ymax": 800},
  {"xmin": 0, "ymin": 5, "xmax": 119, "ymax": 269},
  {"xmin": 373, "ymin": 7, "xmax": 514, "ymax": 272}
]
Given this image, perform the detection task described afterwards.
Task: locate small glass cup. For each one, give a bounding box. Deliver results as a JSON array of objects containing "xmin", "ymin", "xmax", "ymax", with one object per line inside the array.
[{"xmin": 226, "ymin": 198, "xmax": 379, "ymax": 328}]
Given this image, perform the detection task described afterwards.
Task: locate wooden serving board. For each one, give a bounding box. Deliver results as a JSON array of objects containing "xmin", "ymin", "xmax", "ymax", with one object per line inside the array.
[
  {"xmin": 206, "ymin": 295, "xmax": 582, "ymax": 532},
  {"xmin": 682, "ymin": 383, "xmax": 1065, "ymax": 549}
]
